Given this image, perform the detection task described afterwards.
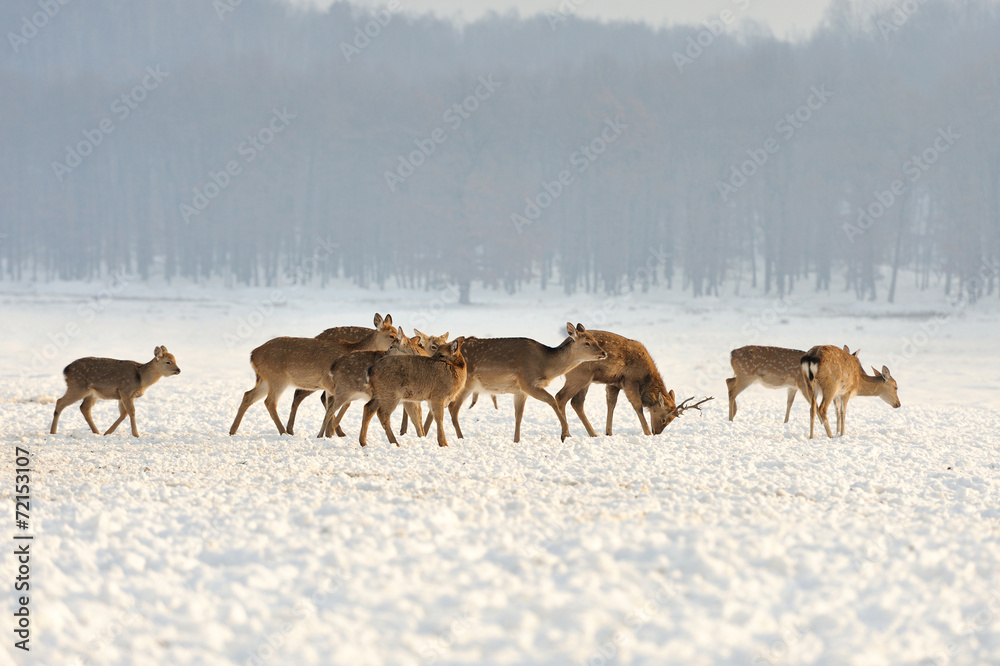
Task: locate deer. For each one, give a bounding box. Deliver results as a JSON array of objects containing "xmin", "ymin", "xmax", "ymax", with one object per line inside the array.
[
  {"xmin": 282, "ymin": 313, "xmax": 395, "ymax": 435},
  {"xmin": 800, "ymin": 345, "xmax": 901, "ymax": 439},
  {"xmin": 229, "ymin": 315, "xmax": 399, "ymax": 436},
  {"xmin": 430, "ymin": 323, "xmax": 607, "ymax": 443},
  {"xmin": 359, "ymin": 337, "xmax": 468, "ymax": 448},
  {"xmin": 397, "ymin": 329, "xmax": 449, "ymax": 436},
  {"xmin": 726, "ymin": 345, "xmax": 817, "ymax": 423},
  {"xmin": 555, "ymin": 330, "xmax": 679, "ymax": 436},
  {"xmin": 315, "ymin": 331, "xmax": 425, "ymax": 439},
  {"xmin": 49, "ymin": 346, "xmax": 181, "ymax": 438}
]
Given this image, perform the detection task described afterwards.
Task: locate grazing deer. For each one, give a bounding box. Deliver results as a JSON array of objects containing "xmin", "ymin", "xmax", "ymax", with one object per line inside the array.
[
  {"xmin": 229, "ymin": 315, "xmax": 398, "ymax": 435},
  {"xmin": 283, "ymin": 314, "xmax": 395, "ymax": 435},
  {"xmin": 800, "ymin": 345, "xmax": 901, "ymax": 438},
  {"xmin": 435, "ymin": 324, "xmax": 607, "ymax": 442},
  {"xmin": 555, "ymin": 330, "xmax": 677, "ymax": 436},
  {"xmin": 50, "ymin": 346, "xmax": 181, "ymax": 437},
  {"xmin": 314, "ymin": 331, "xmax": 425, "ymax": 438},
  {"xmin": 359, "ymin": 338, "xmax": 468, "ymax": 447}
]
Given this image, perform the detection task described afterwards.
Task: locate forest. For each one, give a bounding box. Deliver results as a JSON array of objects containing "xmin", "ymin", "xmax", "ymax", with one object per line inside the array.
[{"xmin": 1, "ymin": 0, "xmax": 998, "ymax": 303}]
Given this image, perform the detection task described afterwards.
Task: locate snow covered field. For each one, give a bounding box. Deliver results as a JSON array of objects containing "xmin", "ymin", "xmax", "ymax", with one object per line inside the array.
[{"xmin": 1, "ymin": 278, "xmax": 999, "ymax": 665}]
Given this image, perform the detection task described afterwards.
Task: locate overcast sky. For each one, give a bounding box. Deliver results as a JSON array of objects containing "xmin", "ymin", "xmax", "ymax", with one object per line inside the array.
[{"xmin": 297, "ymin": 0, "xmax": 838, "ymax": 40}]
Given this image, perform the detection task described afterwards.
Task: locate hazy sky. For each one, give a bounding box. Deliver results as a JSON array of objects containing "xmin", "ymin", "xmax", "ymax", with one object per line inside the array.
[{"xmin": 299, "ymin": 0, "xmax": 838, "ymax": 40}]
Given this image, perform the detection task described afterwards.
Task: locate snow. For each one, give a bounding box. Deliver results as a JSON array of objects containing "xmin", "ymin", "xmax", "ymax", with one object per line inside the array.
[{"xmin": 1, "ymin": 278, "xmax": 999, "ymax": 665}]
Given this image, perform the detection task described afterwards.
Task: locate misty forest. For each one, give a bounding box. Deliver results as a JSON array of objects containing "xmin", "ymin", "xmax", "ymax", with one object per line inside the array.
[{"xmin": 2, "ymin": 0, "xmax": 999, "ymax": 304}]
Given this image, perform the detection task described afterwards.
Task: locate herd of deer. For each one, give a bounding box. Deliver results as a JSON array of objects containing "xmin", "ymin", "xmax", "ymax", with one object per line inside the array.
[{"xmin": 47, "ymin": 312, "xmax": 901, "ymax": 444}]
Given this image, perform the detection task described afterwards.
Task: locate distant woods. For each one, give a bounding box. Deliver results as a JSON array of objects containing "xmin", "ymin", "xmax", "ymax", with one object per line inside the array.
[{"xmin": 1, "ymin": 0, "xmax": 998, "ymax": 302}]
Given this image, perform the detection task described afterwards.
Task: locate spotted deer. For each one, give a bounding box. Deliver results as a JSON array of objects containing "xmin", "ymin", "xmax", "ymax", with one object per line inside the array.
[
  {"xmin": 229, "ymin": 315, "xmax": 398, "ymax": 435},
  {"xmin": 555, "ymin": 330, "xmax": 677, "ymax": 436},
  {"xmin": 727, "ymin": 345, "xmax": 814, "ymax": 423},
  {"xmin": 433, "ymin": 324, "xmax": 607, "ymax": 442},
  {"xmin": 49, "ymin": 346, "xmax": 181, "ymax": 437},
  {"xmin": 397, "ymin": 329, "xmax": 449, "ymax": 436},
  {"xmin": 283, "ymin": 314, "xmax": 395, "ymax": 435},
  {"xmin": 800, "ymin": 345, "xmax": 901, "ymax": 438},
  {"xmin": 360, "ymin": 338, "xmax": 468, "ymax": 448}
]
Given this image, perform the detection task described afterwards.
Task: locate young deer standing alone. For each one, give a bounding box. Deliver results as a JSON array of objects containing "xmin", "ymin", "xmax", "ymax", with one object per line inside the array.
[
  {"xmin": 437, "ymin": 324, "xmax": 607, "ymax": 443},
  {"xmin": 800, "ymin": 345, "xmax": 900, "ymax": 438},
  {"xmin": 360, "ymin": 337, "xmax": 468, "ymax": 448},
  {"xmin": 229, "ymin": 316, "xmax": 398, "ymax": 436},
  {"xmin": 555, "ymin": 330, "xmax": 676, "ymax": 436},
  {"xmin": 50, "ymin": 346, "xmax": 181, "ymax": 437}
]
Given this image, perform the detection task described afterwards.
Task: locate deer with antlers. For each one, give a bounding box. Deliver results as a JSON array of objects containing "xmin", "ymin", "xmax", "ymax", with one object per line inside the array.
[
  {"xmin": 556, "ymin": 330, "xmax": 697, "ymax": 436},
  {"xmin": 50, "ymin": 346, "xmax": 181, "ymax": 437},
  {"xmin": 800, "ymin": 345, "xmax": 900, "ymax": 438}
]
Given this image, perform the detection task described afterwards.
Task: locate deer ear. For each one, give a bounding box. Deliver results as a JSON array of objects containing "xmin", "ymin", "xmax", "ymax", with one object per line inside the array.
[
  {"xmin": 657, "ymin": 393, "xmax": 665, "ymax": 407},
  {"xmin": 442, "ymin": 332, "xmax": 449, "ymax": 342},
  {"xmin": 669, "ymin": 389, "xmax": 675, "ymax": 400},
  {"xmin": 373, "ymin": 313, "xmax": 383, "ymax": 328},
  {"xmin": 576, "ymin": 323, "xmax": 586, "ymax": 332},
  {"xmin": 413, "ymin": 328, "xmax": 425, "ymax": 339},
  {"xmin": 383, "ymin": 314, "xmax": 392, "ymax": 327},
  {"xmin": 871, "ymin": 366, "xmax": 882, "ymax": 378},
  {"xmin": 881, "ymin": 365, "xmax": 891, "ymax": 378},
  {"xmin": 566, "ymin": 322, "xmax": 577, "ymax": 338},
  {"xmin": 843, "ymin": 344, "xmax": 850, "ymax": 353},
  {"xmin": 154, "ymin": 346, "xmax": 164, "ymax": 359}
]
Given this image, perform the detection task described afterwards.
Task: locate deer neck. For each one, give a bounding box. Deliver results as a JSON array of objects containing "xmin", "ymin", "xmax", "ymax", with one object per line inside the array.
[
  {"xmin": 137, "ymin": 360, "xmax": 164, "ymax": 390},
  {"xmin": 639, "ymin": 373, "xmax": 667, "ymax": 408},
  {"xmin": 546, "ymin": 339, "xmax": 585, "ymax": 376},
  {"xmin": 855, "ymin": 371, "xmax": 884, "ymax": 397}
]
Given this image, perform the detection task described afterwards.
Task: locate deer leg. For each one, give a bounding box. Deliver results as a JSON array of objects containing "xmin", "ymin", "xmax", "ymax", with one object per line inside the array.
[
  {"xmin": 491, "ymin": 395, "xmax": 498, "ymax": 409},
  {"xmin": 431, "ymin": 400, "xmax": 448, "ymax": 447},
  {"xmin": 79, "ymin": 396, "xmax": 100, "ymax": 434},
  {"xmin": 444, "ymin": 387, "xmax": 470, "ymax": 439},
  {"xmin": 838, "ymin": 396, "xmax": 850, "ymax": 436},
  {"xmin": 469, "ymin": 392, "xmax": 480, "ymax": 410},
  {"xmin": 105, "ymin": 400, "xmax": 129, "ymax": 435},
  {"xmin": 230, "ymin": 376, "xmax": 268, "ymax": 435},
  {"xmin": 726, "ymin": 374, "xmax": 754, "ymax": 422},
  {"xmin": 569, "ymin": 387, "xmax": 597, "ymax": 437},
  {"xmin": 399, "ymin": 408, "xmax": 409, "ymax": 435},
  {"xmin": 325, "ymin": 403, "xmax": 352, "ymax": 439},
  {"xmin": 263, "ymin": 383, "xmax": 288, "ymax": 435},
  {"xmin": 318, "ymin": 394, "xmax": 345, "ymax": 439},
  {"xmin": 284, "ymin": 388, "xmax": 314, "ymax": 435},
  {"xmin": 376, "ymin": 400, "xmax": 399, "ymax": 447},
  {"xmin": 523, "ymin": 384, "xmax": 570, "ymax": 442},
  {"xmin": 784, "ymin": 387, "xmax": 797, "ymax": 423},
  {"xmin": 51, "ymin": 386, "xmax": 87, "ymax": 434},
  {"xmin": 403, "ymin": 403, "xmax": 425, "ymax": 437},
  {"xmin": 359, "ymin": 399, "xmax": 378, "ymax": 447},
  {"xmin": 817, "ymin": 391, "xmax": 835, "ymax": 439},
  {"xmin": 625, "ymin": 384, "xmax": 652, "ymax": 436},
  {"xmin": 121, "ymin": 393, "xmax": 140, "ymax": 438},
  {"xmin": 512, "ymin": 392, "xmax": 527, "ymax": 443},
  {"xmin": 605, "ymin": 385, "xmax": 622, "ymax": 436}
]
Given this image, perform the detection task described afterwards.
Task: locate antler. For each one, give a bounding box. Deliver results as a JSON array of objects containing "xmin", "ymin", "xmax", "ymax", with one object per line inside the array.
[{"xmin": 673, "ymin": 395, "xmax": 714, "ymax": 417}]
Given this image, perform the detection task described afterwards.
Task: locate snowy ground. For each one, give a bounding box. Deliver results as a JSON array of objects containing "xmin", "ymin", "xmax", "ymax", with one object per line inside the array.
[{"xmin": 1, "ymin": 276, "xmax": 999, "ymax": 665}]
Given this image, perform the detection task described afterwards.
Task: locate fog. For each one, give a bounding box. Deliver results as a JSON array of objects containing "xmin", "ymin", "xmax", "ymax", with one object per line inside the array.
[{"xmin": 2, "ymin": 0, "xmax": 998, "ymax": 303}]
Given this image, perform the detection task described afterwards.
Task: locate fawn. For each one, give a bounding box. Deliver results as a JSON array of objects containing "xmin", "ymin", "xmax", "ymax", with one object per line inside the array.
[{"xmin": 50, "ymin": 346, "xmax": 181, "ymax": 437}]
